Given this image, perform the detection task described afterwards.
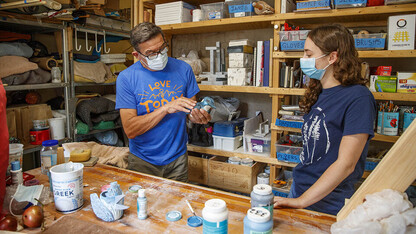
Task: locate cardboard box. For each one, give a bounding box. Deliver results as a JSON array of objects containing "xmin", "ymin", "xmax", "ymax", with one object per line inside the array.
[
  {"xmin": 227, "ymin": 68, "xmax": 252, "ymax": 86},
  {"xmin": 6, "ymin": 109, "xmax": 17, "ymax": 138},
  {"xmin": 228, "ymin": 53, "xmax": 254, "ymax": 68},
  {"xmin": 87, "ymin": 0, "xmax": 107, "ymax": 5},
  {"xmin": 388, "ymin": 14, "xmax": 416, "ymax": 50},
  {"xmin": 397, "ymin": 72, "xmax": 416, "ymax": 93},
  {"xmin": 208, "ymin": 156, "xmax": 264, "ymax": 193},
  {"xmin": 7, "ymin": 104, "xmax": 53, "ymax": 146},
  {"xmin": 188, "ymin": 155, "xmax": 209, "ymax": 184}
]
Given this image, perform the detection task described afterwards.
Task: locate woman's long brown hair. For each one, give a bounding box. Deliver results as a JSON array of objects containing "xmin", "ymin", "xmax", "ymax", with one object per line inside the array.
[{"xmin": 299, "ymin": 24, "xmax": 366, "ymax": 113}]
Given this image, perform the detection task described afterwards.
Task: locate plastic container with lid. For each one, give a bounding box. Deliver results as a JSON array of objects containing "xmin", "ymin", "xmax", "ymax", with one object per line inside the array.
[
  {"xmin": 202, "ymin": 199, "xmax": 228, "ymax": 234},
  {"xmin": 201, "ymin": 2, "xmax": 226, "ymax": 20},
  {"xmin": 226, "ymin": 0, "xmax": 255, "ymax": 18},
  {"xmin": 353, "ymin": 33, "xmax": 386, "ymax": 50},
  {"xmin": 51, "ymin": 67, "xmax": 61, "ymax": 83},
  {"xmin": 41, "ymin": 140, "xmax": 58, "ymax": 174},
  {"xmin": 8, "ymin": 143, "xmax": 24, "ymax": 176},
  {"xmin": 241, "ymin": 158, "xmax": 254, "ymax": 166},
  {"xmin": 251, "ymin": 184, "xmax": 274, "ymax": 217},
  {"xmin": 334, "ymin": 0, "xmax": 367, "ymax": 8},
  {"xmin": 244, "ymin": 207, "xmax": 273, "ymax": 234},
  {"xmin": 228, "ymin": 156, "xmax": 242, "ymax": 165}
]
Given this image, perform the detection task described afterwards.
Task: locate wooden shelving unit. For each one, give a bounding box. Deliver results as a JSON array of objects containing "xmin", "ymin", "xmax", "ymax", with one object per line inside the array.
[
  {"xmin": 274, "ymin": 50, "xmax": 416, "ymax": 59},
  {"xmin": 372, "ymin": 133, "xmax": 400, "ymax": 143}
]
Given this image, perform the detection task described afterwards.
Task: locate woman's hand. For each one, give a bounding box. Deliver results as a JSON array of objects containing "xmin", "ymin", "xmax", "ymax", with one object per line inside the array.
[{"xmin": 274, "ymin": 196, "xmax": 305, "ymax": 209}]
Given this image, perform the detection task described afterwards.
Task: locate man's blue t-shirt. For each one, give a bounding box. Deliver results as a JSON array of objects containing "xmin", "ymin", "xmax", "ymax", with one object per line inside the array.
[
  {"xmin": 115, "ymin": 57, "xmax": 199, "ymax": 166},
  {"xmin": 292, "ymin": 84, "xmax": 376, "ymax": 215}
]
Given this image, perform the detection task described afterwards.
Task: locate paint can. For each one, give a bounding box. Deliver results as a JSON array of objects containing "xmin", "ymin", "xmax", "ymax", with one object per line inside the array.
[
  {"xmin": 243, "ymin": 207, "xmax": 273, "ymax": 234},
  {"xmin": 257, "ymin": 172, "xmax": 269, "ymax": 185},
  {"xmin": 202, "ymin": 199, "xmax": 228, "ymax": 234},
  {"xmin": 241, "ymin": 158, "xmax": 254, "ymax": 166},
  {"xmin": 228, "ymin": 156, "xmax": 241, "ymax": 165},
  {"xmin": 192, "ymin": 9, "xmax": 203, "ymax": 22},
  {"xmin": 377, "ymin": 111, "xmax": 399, "ymax": 136},
  {"xmin": 48, "ymin": 117, "xmax": 65, "ymax": 140},
  {"xmin": 50, "ymin": 162, "xmax": 84, "ymax": 213},
  {"xmin": 404, "ymin": 113, "xmax": 416, "ymax": 132},
  {"xmin": 250, "ymin": 184, "xmax": 274, "ymax": 218}
]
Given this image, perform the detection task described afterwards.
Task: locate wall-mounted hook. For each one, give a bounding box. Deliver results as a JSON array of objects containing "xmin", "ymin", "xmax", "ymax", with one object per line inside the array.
[
  {"xmin": 74, "ymin": 27, "xmax": 81, "ymax": 51},
  {"xmin": 94, "ymin": 32, "xmax": 101, "ymax": 53},
  {"xmin": 103, "ymin": 30, "xmax": 110, "ymax": 54},
  {"xmin": 85, "ymin": 31, "xmax": 92, "ymax": 52}
]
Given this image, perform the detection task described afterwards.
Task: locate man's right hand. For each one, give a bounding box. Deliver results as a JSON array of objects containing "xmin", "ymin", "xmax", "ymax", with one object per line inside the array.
[{"xmin": 163, "ymin": 97, "xmax": 196, "ymax": 114}]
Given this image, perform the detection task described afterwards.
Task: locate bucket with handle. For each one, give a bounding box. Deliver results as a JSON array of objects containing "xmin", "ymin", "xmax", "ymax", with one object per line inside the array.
[
  {"xmin": 48, "ymin": 117, "xmax": 65, "ymax": 140},
  {"xmin": 50, "ymin": 162, "xmax": 84, "ymax": 213}
]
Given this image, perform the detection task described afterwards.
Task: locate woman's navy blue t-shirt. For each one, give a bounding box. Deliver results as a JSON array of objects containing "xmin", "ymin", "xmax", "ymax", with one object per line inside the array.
[{"xmin": 292, "ymin": 84, "xmax": 376, "ymax": 215}]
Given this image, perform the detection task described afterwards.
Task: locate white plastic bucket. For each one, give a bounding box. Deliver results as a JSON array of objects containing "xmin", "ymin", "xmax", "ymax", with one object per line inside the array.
[
  {"xmin": 8, "ymin": 144, "xmax": 24, "ymax": 176},
  {"xmin": 50, "ymin": 162, "xmax": 84, "ymax": 213},
  {"xmin": 48, "ymin": 118, "xmax": 65, "ymax": 140}
]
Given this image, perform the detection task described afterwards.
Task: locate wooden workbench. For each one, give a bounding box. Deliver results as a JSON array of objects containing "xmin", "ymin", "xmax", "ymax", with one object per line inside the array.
[{"xmin": 26, "ymin": 164, "xmax": 335, "ymax": 233}]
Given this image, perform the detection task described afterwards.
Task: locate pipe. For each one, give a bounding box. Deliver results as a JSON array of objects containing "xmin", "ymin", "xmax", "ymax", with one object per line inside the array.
[{"xmin": 0, "ymin": 0, "xmax": 61, "ymax": 10}]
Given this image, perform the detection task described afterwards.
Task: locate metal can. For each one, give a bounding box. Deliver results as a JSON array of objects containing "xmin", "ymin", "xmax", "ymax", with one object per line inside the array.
[{"xmin": 257, "ymin": 173, "xmax": 269, "ymax": 185}]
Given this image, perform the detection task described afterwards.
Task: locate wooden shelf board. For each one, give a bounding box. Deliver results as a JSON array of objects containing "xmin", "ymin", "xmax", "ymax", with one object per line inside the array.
[
  {"xmin": 160, "ymin": 15, "xmax": 275, "ymax": 34},
  {"xmin": 372, "ymin": 92, "xmax": 416, "ymax": 101},
  {"xmin": 273, "ymin": 50, "xmax": 416, "ymax": 59},
  {"xmin": 198, "ymin": 85, "xmax": 275, "ymax": 94},
  {"xmin": 275, "ymin": 4, "xmax": 416, "ymax": 24},
  {"xmin": 372, "ymin": 133, "xmax": 400, "ymax": 143},
  {"xmin": 187, "ymin": 144, "xmax": 278, "ymax": 164},
  {"xmin": 362, "ymin": 170, "xmax": 416, "ymax": 186}
]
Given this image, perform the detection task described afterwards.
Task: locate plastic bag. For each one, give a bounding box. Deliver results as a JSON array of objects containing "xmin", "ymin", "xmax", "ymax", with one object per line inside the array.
[
  {"xmin": 203, "ymin": 96, "xmax": 240, "ymax": 123},
  {"xmin": 177, "ymin": 50, "xmax": 206, "ymax": 75}
]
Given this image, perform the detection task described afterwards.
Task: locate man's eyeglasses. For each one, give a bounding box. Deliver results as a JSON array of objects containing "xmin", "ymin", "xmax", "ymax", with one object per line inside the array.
[{"xmin": 139, "ymin": 42, "xmax": 169, "ymax": 60}]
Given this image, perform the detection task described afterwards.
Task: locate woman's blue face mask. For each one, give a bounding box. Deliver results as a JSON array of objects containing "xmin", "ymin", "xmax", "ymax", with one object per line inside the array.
[{"xmin": 300, "ymin": 54, "xmax": 331, "ymax": 80}]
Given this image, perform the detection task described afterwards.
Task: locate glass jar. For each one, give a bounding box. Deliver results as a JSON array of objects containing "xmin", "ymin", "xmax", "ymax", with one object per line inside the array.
[
  {"xmin": 40, "ymin": 140, "xmax": 58, "ymax": 174},
  {"xmin": 51, "ymin": 67, "xmax": 61, "ymax": 83}
]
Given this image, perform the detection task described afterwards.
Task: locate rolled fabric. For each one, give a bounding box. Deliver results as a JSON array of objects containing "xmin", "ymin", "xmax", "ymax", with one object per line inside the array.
[{"xmin": 30, "ymin": 57, "xmax": 58, "ymax": 71}]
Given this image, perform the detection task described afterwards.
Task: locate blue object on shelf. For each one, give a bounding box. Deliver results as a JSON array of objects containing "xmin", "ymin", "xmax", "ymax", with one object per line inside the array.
[
  {"xmin": 296, "ymin": 0, "xmax": 331, "ymax": 10},
  {"xmin": 365, "ymin": 159, "xmax": 380, "ymax": 171},
  {"xmin": 354, "ymin": 38, "xmax": 386, "ymax": 50},
  {"xmin": 272, "ymin": 189, "xmax": 289, "ymax": 198},
  {"xmin": 213, "ymin": 118, "xmax": 247, "ymax": 137},
  {"xmin": 275, "ymin": 119, "xmax": 303, "ymax": 129},
  {"xmin": 276, "ymin": 152, "xmax": 301, "ymax": 163},
  {"xmin": 280, "ymin": 41, "xmax": 306, "ymax": 51},
  {"xmin": 334, "ymin": 0, "xmax": 367, "ymax": 6}
]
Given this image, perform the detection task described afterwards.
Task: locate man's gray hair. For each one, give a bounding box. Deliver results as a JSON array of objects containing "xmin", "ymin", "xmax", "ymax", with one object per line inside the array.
[{"xmin": 130, "ymin": 22, "xmax": 165, "ymax": 52}]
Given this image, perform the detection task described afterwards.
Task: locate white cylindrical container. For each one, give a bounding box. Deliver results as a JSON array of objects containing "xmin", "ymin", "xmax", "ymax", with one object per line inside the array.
[
  {"xmin": 257, "ymin": 172, "xmax": 269, "ymax": 185},
  {"xmin": 250, "ymin": 184, "xmax": 274, "ymax": 218},
  {"xmin": 48, "ymin": 118, "xmax": 65, "ymax": 140},
  {"xmin": 244, "ymin": 207, "xmax": 273, "ymax": 234},
  {"xmin": 50, "ymin": 162, "xmax": 84, "ymax": 213},
  {"xmin": 241, "ymin": 158, "xmax": 254, "ymax": 166},
  {"xmin": 8, "ymin": 143, "xmax": 23, "ymax": 176},
  {"xmin": 51, "ymin": 67, "xmax": 61, "ymax": 83},
  {"xmin": 202, "ymin": 199, "xmax": 228, "ymax": 234},
  {"xmin": 192, "ymin": 9, "xmax": 203, "ymax": 22},
  {"xmin": 137, "ymin": 189, "xmax": 148, "ymax": 220},
  {"xmin": 10, "ymin": 161, "xmax": 23, "ymax": 185},
  {"xmin": 228, "ymin": 156, "xmax": 241, "ymax": 165}
]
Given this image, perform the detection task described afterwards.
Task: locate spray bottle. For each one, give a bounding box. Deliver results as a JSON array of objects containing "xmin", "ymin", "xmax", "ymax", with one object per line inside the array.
[
  {"xmin": 137, "ymin": 189, "xmax": 148, "ymax": 220},
  {"xmin": 10, "ymin": 161, "xmax": 23, "ymax": 185}
]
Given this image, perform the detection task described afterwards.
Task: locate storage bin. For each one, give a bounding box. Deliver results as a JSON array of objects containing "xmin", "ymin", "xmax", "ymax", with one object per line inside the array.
[
  {"xmin": 213, "ymin": 135, "xmax": 243, "ymax": 151},
  {"xmin": 188, "ymin": 154, "xmax": 210, "ymax": 184},
  {"xmin": 276, "ymin": 144, "xmax": 303, "ymax": 164},
  {"xmin": 201, "ymin": 2, "xmax": 227, "ymax": 20},
  {"xmin": 272, "ymin": 187, "xmax": 290, "ymax": 197},
  {"xmin": 353, "ymin": 33, "xmax": 386, "ymax": 50},
  {"xmin": 226, "ymin": 0, "xmax": 255, "ymax": 18},
  {"xmin": 155, "ymin": 1, "xmax": 196, "ymax": 25},
  {"xmin": 213, "ymin": 118, "xmax": 246, "ymax": 137},
  {"xmin": 245, "ymin": 134, "xmax": 271, "ymax": 153},
  {"xmin": 365, "ymin": 157, "xmax": 381, "ymax": 171},
  {"xmin": 385, "ymin": 0, "xmax": 416, "ymax": 4},
  {"xmin": 296, "ymin": 0, "xmax": 331, "ymax": 11},
  {"xmin": 279, "ymin": 30, "xmax": 310, "ymax": 51},
  {"xmin": 208, "ymin": 156, "xmax": 264, "ymax": 193},
  {"xmin": 334, "ymin": 0, "xmax": 367, "ymax": 8}
]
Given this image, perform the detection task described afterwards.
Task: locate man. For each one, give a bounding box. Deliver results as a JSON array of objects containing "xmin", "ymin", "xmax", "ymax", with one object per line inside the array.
[{"xmin": 116, "ymin": 22, "xmax": 210, "ymax": 182}]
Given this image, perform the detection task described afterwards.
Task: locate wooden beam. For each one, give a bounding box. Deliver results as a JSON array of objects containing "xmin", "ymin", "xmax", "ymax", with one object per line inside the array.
[{"xmin": 337, "ymin": 119, "xmax": 416, "ymax": 221}]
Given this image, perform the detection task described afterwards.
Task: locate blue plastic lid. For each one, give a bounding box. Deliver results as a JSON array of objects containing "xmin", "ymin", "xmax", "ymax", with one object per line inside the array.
[
  {"xmin": 166, "ymin": 211, "xmax": 182, "ymax": 222},
  {"xmin": 11, "ymin": 161, "xmax": 20, "ymax": 171},
  {"xmin": 42, "ymin": 140, "xmax": 58, "ymax": 147},
  {"xmin": 187, "ymin": 216, "xmax": 203, "ymax": 227}
]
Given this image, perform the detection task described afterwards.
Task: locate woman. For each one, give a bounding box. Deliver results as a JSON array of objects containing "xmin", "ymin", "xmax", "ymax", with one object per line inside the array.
[{"xmin": 274, "ymin": 24, "xmax": 376, "ymax": 215}]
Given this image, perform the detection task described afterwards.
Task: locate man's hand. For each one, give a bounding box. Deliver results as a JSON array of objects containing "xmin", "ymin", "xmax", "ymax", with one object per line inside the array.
[
  {"xmin": 273, "ymin": 196, "xmax": 305, "ymax": 209},
  {"xmin": 162, "ymin": 97, "xmax": 196, "ymax": 114},
  {"xmin": 189, "ymin": 108, "xmax": 211, "ymax": 124}
]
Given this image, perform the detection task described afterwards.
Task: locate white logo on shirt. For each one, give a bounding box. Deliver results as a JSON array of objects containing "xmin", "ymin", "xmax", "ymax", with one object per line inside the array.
[{"xmin": 300, "ymin": 107, "xmax": 330, "ymax": 165}]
